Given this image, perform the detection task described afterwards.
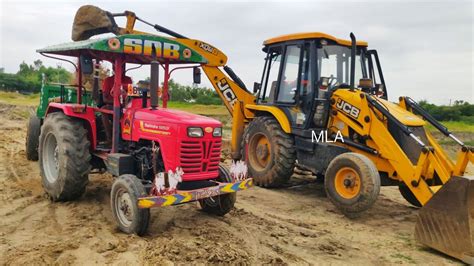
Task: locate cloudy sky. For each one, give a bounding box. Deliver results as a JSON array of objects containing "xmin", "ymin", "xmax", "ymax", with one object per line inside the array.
[{"xmin": 1, "ymin": 0, "xmax": 472, "ymax": 104}]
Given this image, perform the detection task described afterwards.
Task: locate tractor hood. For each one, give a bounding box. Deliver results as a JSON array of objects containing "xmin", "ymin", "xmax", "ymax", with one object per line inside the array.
[{"xmin": 133, "ymin": 107, "xmax": 221, "ymax": 127}]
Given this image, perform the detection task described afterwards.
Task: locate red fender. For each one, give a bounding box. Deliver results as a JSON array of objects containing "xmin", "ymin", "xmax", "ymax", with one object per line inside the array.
[{"xmin": 46, "ymin": 103, "xmax": 97, "ymax": 149}]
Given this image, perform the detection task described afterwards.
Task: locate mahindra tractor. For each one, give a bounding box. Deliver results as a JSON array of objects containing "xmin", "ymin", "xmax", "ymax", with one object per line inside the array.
[{"xmin": 29, "ymin": 6, "xmax": 252, "ymax": 236}]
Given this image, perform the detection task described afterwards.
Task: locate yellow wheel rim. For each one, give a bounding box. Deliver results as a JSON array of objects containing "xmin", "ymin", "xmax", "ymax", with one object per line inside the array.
[
  {"xmin": 334, "ymin": 167, "xmax": 361, "ymax": 199},
  {"xmin": 248, "ymin": 133, "xmax": 271, "ymax": 171}
]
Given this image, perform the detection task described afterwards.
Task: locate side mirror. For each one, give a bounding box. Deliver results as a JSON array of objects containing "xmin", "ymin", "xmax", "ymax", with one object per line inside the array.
[
  {"xmin": 193, "ymin": 67, "xmax": 201, "ymax": 84},
  {"xmin": 359, "ymin": 78, "xmax": 373, "ymax": 89},
  {"xmin": 320, "ymin": 77, "xmax": 329, "ymax": 87},
  {"xmin": 253, "ymin": 82, "xmax": 261, "ymax": 93},
  {"xmin": 80, "ymin": 55, "xmax": 93, "ymax": 75}
]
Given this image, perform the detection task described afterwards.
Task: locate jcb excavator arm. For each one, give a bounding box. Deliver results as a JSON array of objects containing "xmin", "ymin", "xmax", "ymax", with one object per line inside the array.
[
  {"xmin": 175, "ymin": 37, "xmax": 293, "ymax": 158},
  {"xmin": 177, "ymin": 38, "xmax": 257, "ymax": 158}
]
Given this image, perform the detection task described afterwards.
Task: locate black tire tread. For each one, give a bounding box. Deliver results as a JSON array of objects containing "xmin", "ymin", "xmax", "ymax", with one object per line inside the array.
[
  {"xmin": 39, "ymin": 112, "xmax": 91, "ymax": 201},
  {"xmin": 200, "ymin": 165, "xmax": 236, "ymax": 216},
  {"xmin": 399, "ymin": 184, "xmax": 422, "ymax": 208},
  {"xmin": 241, "ymin": 116, "xmax": 296, "ymax": 187},
  {"xmin": 325, "ymin": 152, "xmax": 381, "ymax": 218},
  {"xmin": 26, "ymin": 115, "xmax": 41, "ymax": 161},
  {"xmin": 111, "ymin": 174, "xmax": 150, "ymax": 236}
]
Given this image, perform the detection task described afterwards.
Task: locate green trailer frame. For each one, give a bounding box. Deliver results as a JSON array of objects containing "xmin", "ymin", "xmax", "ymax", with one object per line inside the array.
[{"xmin": 36, "ymin": 83, "xmax": 94, "ymax": 119}]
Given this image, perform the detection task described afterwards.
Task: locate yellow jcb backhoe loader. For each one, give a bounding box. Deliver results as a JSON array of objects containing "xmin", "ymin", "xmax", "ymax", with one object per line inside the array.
[{"xmin": 72, "ymin": 5, "xmax": 474, "ymax": 262}]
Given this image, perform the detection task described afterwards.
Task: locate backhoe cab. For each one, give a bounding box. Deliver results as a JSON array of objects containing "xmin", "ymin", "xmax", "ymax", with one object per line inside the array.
[{"xmin": 255, "ymin": 32, "xmax": 386, "ymax": 131}]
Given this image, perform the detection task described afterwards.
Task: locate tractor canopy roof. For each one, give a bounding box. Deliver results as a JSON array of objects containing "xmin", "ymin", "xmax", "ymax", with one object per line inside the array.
[
  {"xmin": 37, "ymin": 34, "xmax": 207, "ymax": 65},
  {"xmin": 263, "ymin": 32, "xmax": 368, "ymax": 47}
]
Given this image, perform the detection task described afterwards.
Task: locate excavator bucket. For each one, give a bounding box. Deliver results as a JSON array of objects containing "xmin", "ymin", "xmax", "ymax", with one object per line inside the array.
[
  {"xmin": 415, "ymin": 175, "xmax": 474, "ymax": 264},
  {"xmin": 71, "ymin": 5, "xmax": 118, "ymax": 41}
]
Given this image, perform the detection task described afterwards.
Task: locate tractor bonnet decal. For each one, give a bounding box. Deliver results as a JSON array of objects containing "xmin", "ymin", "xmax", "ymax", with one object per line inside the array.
[{"xmin": 139, "ymin": 121, "xmax": 171, "ymax": 135}]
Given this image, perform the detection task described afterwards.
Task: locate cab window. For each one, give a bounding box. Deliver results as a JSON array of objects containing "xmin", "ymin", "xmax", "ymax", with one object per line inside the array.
[
  {"xmin": 260, "ymin": 46, "xmax": 282, "ymax": 103},
  {"xmin": 277, "ymin": 45, "xmax": 300, "ymax": 103}
]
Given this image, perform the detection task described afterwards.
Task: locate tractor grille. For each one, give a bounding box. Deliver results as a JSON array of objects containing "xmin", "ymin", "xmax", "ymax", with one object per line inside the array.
[{"xmin": 179, "ymin": 140, "xmax": 221, "ymax": 174}]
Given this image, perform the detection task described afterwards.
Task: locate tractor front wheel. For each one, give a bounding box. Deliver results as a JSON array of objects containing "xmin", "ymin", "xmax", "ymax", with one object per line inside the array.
[
  {"xmin": 39, "ymin": 112, "xmax": 90, "ymax": 201},
  {"xmin": 241, "ymin": 116, "xmax": 296, "ymax": 187},
  {"xmin": 111, "ymin": 174, "xmax": 150, "ymax": 236},
  {"xmin": 199, "ymin": 165, "xmax": 236, "ymax": 216},
  {"xmin": 324, "ymin": 153, "xmax": 380, "ymax": 218}
]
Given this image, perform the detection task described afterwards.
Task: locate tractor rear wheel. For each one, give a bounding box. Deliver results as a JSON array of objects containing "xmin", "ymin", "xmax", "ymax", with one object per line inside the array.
[
  {"xmin": 39, "ymin": 112, "xmax": 91, "ymax": 201},
  {"xmin": 111, "ymin": 174, "xmax": 150, "ymax": 236},
  {"xmin": 199, "ymin": 165, "xmax": 236, "ymax": 216},
  {"xmin": 241, "ymin": 116, "xmax": 295, "ymax": 187},
  {"xmin": 324, "ymin": 153, "xmax": 380, "ymax": 218},
  {"xmin": 26, "ymin": 114, "xmax": 41, "ymax": 161},
  {"xmin": 399, "ymin": 184, "xmax": 422, "ymax": 207}
]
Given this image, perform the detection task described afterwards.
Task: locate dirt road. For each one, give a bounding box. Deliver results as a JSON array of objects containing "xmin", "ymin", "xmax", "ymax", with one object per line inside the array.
[{"xmin": 0, "ymin": 103, "xmax": 464, "ymax": 265}]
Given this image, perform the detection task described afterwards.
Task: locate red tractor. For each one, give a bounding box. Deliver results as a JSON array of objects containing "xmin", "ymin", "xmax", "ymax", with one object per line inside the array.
[{"xmin": 34, "ymin": 8, "xmax": 252, "ymax": 235}]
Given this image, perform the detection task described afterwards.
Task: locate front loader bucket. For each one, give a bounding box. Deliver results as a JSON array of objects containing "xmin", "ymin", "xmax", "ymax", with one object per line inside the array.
[
  {"xmin": 415, "ymin": 176, "xmax": 474, "ymax": 263},
  {"xmin": 71, "ymin": 5, "xmax": 118, "ymax": 41}
]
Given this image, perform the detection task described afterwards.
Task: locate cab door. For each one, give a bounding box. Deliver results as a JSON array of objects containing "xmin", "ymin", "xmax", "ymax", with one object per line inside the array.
[{"xmin": 258, "ymin": 41, "xmax": 315, "ymax": 129}]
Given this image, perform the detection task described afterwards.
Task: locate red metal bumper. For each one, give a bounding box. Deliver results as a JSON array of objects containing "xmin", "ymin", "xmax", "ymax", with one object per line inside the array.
[{"xmin": 137, "ymin": 178, "xmax": 253, "ymax": 208}]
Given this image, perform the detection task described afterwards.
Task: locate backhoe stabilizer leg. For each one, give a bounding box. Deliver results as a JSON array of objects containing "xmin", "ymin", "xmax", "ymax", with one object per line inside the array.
[
  {"xmin": 231, "ymin": 101, "xmax": 245, "ymax": 160},
  {"xmin": 454, "ymin": 148, "xmax": 474, "ymax": 176},
  {"xmin": 415, "ymin": 175, "xmax": 474, "ymax": 264}
]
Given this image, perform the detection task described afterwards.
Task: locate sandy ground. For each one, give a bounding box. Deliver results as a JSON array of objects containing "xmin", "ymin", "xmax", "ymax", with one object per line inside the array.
[{"xmin": 0, "ymin": 103, "xmax": 469, "ymax": 265}]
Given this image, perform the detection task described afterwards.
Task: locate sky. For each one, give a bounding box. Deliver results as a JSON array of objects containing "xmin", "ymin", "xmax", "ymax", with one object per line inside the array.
[{"xmin": 1, "ymin": 0, "xmax": 472, "ymax": 105}]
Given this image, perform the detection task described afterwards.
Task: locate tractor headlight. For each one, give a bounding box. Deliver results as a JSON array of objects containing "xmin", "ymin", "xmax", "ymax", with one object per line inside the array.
[
  {"xmin": 187, "ymin": 127, "xmax": 203, "ymax": 138},
  {"xmin": 213, "ymin": 127, "xmax": 222, "ymax": 137}
]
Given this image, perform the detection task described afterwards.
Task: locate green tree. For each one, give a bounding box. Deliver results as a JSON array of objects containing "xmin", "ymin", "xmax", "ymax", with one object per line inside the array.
[
  {"xmin": 165, "ymin": 78, "xmax": 222, "ymax": 105},
  {"xmin": 0, "ymin": 60, "xmax": 73, "ymax": 93}
]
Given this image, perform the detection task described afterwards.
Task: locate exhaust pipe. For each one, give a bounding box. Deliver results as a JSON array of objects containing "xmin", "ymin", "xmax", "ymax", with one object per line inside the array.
[
  {"xmin": 150, "ymin": 45, "xmax": 159, "ymax": 109},
  {"xmin": 349, "ymin": 32, "xmax": 356, "ymax": 90}
]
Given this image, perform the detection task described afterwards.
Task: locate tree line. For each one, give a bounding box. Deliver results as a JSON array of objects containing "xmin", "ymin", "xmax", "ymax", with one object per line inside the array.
[
  {"xmin": 166, "ymin": 79, "xmax": 222, "ymax": 105},
  {"xmin": 0, "ymin": 60, "xmax": 222, "ymax": 105},
  {"xmin": 418, "ymin": 100, "xmax": 473, "ymax": 124},
  {"xmin": 0, "ymin": 60, "xmax": 72, "ymax": 92},
  {"xmin": 0, "ymin": 60, "xmax": 472, "ymax": 122}
]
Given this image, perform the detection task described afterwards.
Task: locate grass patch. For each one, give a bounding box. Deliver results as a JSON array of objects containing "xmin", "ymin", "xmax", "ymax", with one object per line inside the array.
[
  {"xmin": 167, "ymin": 101, "xmax": 228, "ymax": 116},
  {"xmin": 0, "ymin": 91, "xmax": 40, "ymax": 106},
  {"xmin": 395, "ymin": 233, "xmax": 415, "ymax": 247},
  {"xmin": 0, "ymin": 92, "xmax": 228, "ymax": 114},
  {"xmin": 425, "ymin": 120, "xmax": 474, "ymax": 133},
  {"xmin": 438, "ymin": 139, "xmax": 474, "ymax": 146},
  {"xmin": 390, "ymin": 253, "xmax": 416, "ymax": 264}
]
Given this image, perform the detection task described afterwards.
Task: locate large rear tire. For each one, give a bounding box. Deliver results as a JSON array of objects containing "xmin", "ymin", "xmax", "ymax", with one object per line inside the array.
[
  {"xmin": 39, "ymin": 112, "xmax": 91, "ymax": 201},
  {"xmin": 199, "ymin": 165, "xmax": 236, "ymax": 216},
  {"xmin": 324, "ymin": 153, "xmax": 380, "ymax": 218},
  {"xmin": 399, "ymin": 184, "xmax": 422, "ymax": 207},
  {"xmin": 26, "ymin": 115, "xmax": 41, "ymax": 161},
  {"xmin": 111, "ymin": 174, "xmax": 150, "ymax": 236},
  {"xmin": 241, "ymin": 116, "xmax": 295, "ymax": 187}
]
